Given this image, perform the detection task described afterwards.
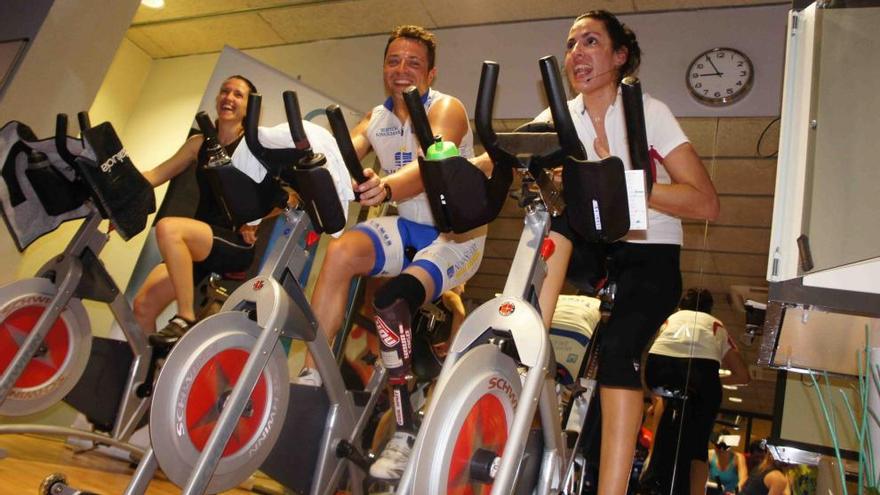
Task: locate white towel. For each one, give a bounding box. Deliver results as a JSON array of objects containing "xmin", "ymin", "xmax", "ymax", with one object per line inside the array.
[{"xmin": 230, "ymin": 121, "xmax": 355, "ymax": 236}]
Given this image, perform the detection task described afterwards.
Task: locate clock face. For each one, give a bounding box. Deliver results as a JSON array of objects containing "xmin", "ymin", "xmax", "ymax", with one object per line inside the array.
[{"xmin": 686, "ymin": 47, "xmax": 754, "ymax": 106}]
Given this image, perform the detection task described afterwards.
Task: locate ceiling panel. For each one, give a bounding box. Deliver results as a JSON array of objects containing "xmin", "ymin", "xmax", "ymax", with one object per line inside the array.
[
  {"xmin": 420, "ymin": 0, "xmax": 635, "ymax": 27},
  {"xmin": 634, "ymin": 0, "xmax": 779, "ymax": 11},
  {"xmin": 127, "ymin": 1, "xmax": 788, "ymax": 59},
  {"xmin": 260, "ymin": 0, "xmax": 435, "ymax": 44},
  {"xmin": 133, "ymin": 0, "xmax": 323, "ymax": 24},
  {"xmin": 133, "ymin": 13, "xmax": 285, "ymax": 57},
  {"xmin": 126, "ymin": 27, "xmax": 171, "ymax": 58}
]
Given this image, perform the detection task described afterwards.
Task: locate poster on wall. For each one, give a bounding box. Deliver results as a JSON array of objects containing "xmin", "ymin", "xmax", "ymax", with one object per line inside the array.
[{"xmin": 197, "ymin": 46, "xmax": 361, "ymax": 128}]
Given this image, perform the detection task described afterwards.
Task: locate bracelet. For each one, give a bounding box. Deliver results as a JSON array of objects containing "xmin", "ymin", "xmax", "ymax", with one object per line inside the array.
[{"xmin": 382, "ymin": 183, "xmax": 393, "ymax": 203}]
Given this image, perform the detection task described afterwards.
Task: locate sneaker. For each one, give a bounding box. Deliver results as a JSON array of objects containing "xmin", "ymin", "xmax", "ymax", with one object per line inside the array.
[
  {"xmin": 294, "ymin": 367, "xmax": 322, "ymax": 387},
  {"xmin": 148, "ymin": 315, "xmax": 194, "ymax": 348},
  {"xmin": 369, "ymin": 431, "xmax": 415, "ymax": 480}
]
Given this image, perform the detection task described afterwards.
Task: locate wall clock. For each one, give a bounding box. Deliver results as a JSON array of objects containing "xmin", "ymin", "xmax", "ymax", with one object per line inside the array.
[{"xmin": 686, "ymin": 47, "xmax": 754, "ymax": 106}]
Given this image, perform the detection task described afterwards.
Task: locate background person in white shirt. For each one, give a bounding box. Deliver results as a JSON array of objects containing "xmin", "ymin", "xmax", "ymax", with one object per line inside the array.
[{"xmin": 642, "ymin": 288, "xmax": 750, "ymax": 495}]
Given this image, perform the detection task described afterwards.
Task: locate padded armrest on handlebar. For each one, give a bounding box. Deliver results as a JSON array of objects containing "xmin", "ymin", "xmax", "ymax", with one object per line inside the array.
[
  {"xmin": 255, "ymin": 147, "xmax": 306, "ymax": 183},
  {"xmin": 418, "ymin": 155, "xmax": 512, "ymax": 234},
  {"xmin": 561, "ymin": 156, "xmax": 630, "ymax": 243},
  {"xmin": 206, "ymin": 165, "xmax": 288, "ymax": 227},
  {"xmin": 289, "ymin": 165, "xmax": 346, "ymax": 235},
  {"xmin": 495, "ymin": 132, "xmax": 560, "ymax": 158},
  {"xmin": 75, "ymin": 122, "xmax": 156, "ymax": 239}
]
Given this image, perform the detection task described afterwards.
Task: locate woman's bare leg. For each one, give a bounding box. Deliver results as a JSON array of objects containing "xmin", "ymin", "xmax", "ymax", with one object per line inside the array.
[{"xmin": 154, "ymin": 217, "xmax": 214, "ymax": 322}]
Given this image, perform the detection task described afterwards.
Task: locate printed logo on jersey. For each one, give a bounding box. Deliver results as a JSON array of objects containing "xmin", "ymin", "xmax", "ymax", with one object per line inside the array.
[
  {"xmin": 376, "ymin": 126, "xmax": 402, "ymax": 137},
  {"xmin": 393, "ymin": 151, "xmax": 413, "ymax": 168},
  {"xmin": 375, "ymin": 316, "xmax": 400, "ymax": 347}
]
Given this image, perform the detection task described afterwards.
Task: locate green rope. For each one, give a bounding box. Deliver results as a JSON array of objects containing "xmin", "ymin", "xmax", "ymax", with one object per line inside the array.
[
  {"xmin": 810, "ymin": 371, "xmax": 848, "ymax": 495},
  {"xmin": 859, "ymin": 348, "xmax": 875, "ymax": 490}
]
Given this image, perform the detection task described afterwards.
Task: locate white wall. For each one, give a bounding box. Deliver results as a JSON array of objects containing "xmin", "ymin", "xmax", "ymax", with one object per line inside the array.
[{"xmin": 246, "ymin": 4, "xmax": 790, "ymax": 119}]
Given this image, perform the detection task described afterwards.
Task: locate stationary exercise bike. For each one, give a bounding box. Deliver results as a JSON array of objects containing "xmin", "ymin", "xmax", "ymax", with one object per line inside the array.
[
  {"xmin": 0, "ymin": 112, "xmax": 158, "ymax": 457},
  {"xmin": 396, "ymin": 56, "xmax": 651, "ymax": 495},
  {"xmin": 120, "ymin": 90, "xmax": 388, "ymax": 495}
]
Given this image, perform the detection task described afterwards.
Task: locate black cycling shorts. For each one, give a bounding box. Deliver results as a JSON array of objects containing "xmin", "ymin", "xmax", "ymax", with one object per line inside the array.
[
  {"xmin": 646, "ymin": 354, "xmax": 722, "ymax": 462},
  {"xmin": 192, "ymin": 224, "xmax": 255, "ymax": 283},
  {"xmin": 551, "ymin": 213, "xmax": 682, "ymax": 389}
]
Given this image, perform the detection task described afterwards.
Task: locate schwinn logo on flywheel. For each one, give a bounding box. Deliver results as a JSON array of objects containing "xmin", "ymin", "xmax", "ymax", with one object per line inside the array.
[
  {"xmin": 1, "ymin": 295, "xmax": 52, "ymax": 319},
  {"xmin": 488, "ymin": 376, "xmax": 519, "ymax": 408},
  {"xmin": 375, "ymin": 317, "xmax": 400, "ymax": 347}
]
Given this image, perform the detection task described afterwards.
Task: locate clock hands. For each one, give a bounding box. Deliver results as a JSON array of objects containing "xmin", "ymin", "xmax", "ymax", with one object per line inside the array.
[{"xmin": 704, "ymin": 55, "xmax": 723, "ymax": 77}]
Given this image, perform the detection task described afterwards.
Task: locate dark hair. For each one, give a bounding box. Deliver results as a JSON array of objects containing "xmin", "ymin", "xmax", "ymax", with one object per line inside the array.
[
  {"xmin": 225, "ymin": 74, "xmax": 258, "ymax": 95},
  {"xmin": 748, "ymin": 438, "xmax": 767, "ymax": 455},
  {"xmin": 574, "ymin": 10, "xmax": 641, "ymax": 83},
  {"xmin": 679, "ymin": 287, "xmax": 714, "ymax": 314},
  {"xmin": 384, "ymin": 25, "xmax": 437, "ymax": 70}
]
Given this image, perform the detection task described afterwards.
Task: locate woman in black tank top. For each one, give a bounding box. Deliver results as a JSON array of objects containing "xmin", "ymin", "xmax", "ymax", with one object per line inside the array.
[
  {"xmin": 132, "ymin": 75, "xmax": 266, "ymax": 348},
  {"xmin": 741, "ymin": 440, "xmax": 790, "ymax": 495}
]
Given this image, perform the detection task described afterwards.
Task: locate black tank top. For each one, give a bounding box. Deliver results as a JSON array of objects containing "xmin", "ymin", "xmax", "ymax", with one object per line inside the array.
[
  {"xmin": 740, "ymin": 467, "xmax": 777, "ymax": 495},
  {"xmin": 195, "ymin": 134, "xmax": 242, "ymax": 229}
]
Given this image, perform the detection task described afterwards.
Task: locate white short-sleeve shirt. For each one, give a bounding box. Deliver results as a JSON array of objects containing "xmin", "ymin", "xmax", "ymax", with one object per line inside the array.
[
  {"xmin": 534, "ymin": 91, "xmax": 688, "ymax": 245},
  {"xmin": 649, "ymin": 310, "xmax": 735, "ymax": 362}
]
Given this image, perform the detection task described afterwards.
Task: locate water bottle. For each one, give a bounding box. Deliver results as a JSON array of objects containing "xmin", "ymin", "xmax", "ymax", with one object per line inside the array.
[
  {"xmin": 204, "ymin": 135, "xmax": 231, "ymax": 169},
  {"xmin": 425, "ymin": 135, "xmax": 459, "ymax": 160},
  {"xmin": 195, "ymin": 111, "xmax": 231, "ymax": 169}
]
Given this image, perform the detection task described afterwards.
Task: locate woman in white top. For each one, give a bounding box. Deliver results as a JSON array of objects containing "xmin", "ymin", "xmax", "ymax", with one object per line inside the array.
[
  {"xmin": 527, "ymin": 10, "xmax": 721, "ymax": 494},
  {"xmin": 642, "ymin": 288, "xmax": 750, "ymax": 495}
]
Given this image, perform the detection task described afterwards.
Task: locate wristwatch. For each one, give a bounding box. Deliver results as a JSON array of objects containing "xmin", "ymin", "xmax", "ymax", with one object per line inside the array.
[{"xmin": 383, "ymin": 183, "xmax": 393, "ymax": 203}]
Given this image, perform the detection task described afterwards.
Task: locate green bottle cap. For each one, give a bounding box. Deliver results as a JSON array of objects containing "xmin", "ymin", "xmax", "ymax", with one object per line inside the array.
[{"xmin": 426, "ymin": 135, "xmax": 459, "ymax": 160}]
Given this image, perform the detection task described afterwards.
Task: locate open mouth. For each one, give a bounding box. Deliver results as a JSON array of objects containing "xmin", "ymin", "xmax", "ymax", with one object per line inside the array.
[{"xmin": 572, "ymin": 64, "xmax": 593, "ymax": 80}]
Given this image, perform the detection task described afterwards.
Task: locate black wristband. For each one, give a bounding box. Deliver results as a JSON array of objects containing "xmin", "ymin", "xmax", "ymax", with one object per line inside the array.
[{"xmin": 382, "ymin": 183, "xmax": 393, "ymax": 203}]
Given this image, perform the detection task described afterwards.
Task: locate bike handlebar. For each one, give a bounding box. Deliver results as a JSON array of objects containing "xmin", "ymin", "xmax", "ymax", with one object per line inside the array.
[
  {"xmin": 55, "ymin": 114, "xmax": 78, "ymax": 166},
  {"xmin": 325, "ymin": 104, "xmax": 368, "ymax": 184},
  {"xmin": 538, "ymin": 56, "xmax": 586, "ymax": 161},
  {"xmin": 77, "ymin": 111, "xmax": 91, "ymax": 135},
  {"xmin": 620, "ymin": 76, "xmax": 653, "ymax": 191},
  {"xmin": 475, "ymin": 62, "xmax": 502, "ymax": 163},
  {"xmin": 282, "ymin": 90, "xmax": 310, "ymax": 151},
  {"xmin": 402, "ymin": 86, "xmax": 435, "ymax": 154},
  {"xmin": 195, "ymin": 111, "xmax": 218, "ymax": 140},
  {"xmin": 244, "ymin": 92, "xmax": 265, "ymax": 158}
]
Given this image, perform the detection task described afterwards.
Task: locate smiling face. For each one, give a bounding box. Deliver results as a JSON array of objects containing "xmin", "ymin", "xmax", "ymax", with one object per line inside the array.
[
  {"xmin": 214, "ymin": 77, "xmax": 251, "ymax": 125},
  {"xmin": 382, "ymin": 37, "xmax": 436, "ymax": 98},
  {"xmin": 564, "ymin": 16, "xmax": 628, "ymax": 96}
]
